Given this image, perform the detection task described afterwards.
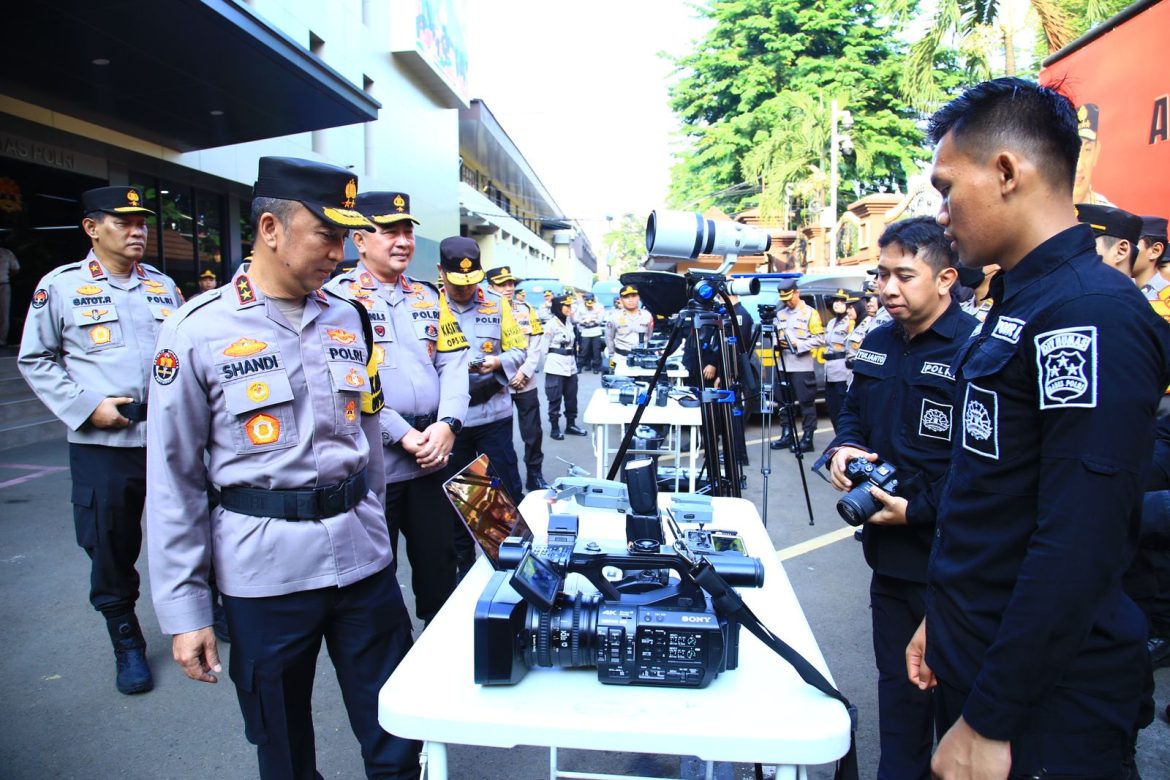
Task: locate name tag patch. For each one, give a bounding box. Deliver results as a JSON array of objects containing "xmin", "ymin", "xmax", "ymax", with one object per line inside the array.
[
  {"xmin": 991, "ymin": 316, "xmax": 1025, "ymax": 344},
  {"xmin": 855, "ymin": 349, "xmax": 887, "ymax": 366},
  {"xmin": 962, "ymin": 383, "xmax": 999, "ymax": 460},
  {"xmin": 919, "ymin": 398, "xmax": 953, "ymax": 442},
  {"xmin": 1035, "ymin": 326, "xmax": 1097, "ymax": 409},
  {"xmin": 920, "ymin": 361, "xmax": 955, "ymax": 380}
]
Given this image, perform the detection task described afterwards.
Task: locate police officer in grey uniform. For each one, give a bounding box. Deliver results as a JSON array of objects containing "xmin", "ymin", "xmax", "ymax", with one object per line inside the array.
[
  {"xmin": 146, "ymin": 157, "xmax": 419, "ymax": 779},
  {"xmin": 769, "ymin": 282, "xmax": 824, "ymax": 453},
  {"xmin": 486, "ymin": 265, "xmax": 548, "ymax": 490},
  {"xmin": 823, "ymin": 289, "xmax": 855, "ymax": 432},
  {"xmin": 605, "ymin": 284, "xmax": 654, "ymax": 360},
  {"xmin": 544, "ymin": 293, "xmax": 589, "ymax": 440},
  {"xmin": 576, "ymin": 293, "xmax": 605, "ymax": 372},
  {"xmin": 442, "ymin": 238, "xmax": 527, "ymax": 507},
  {"xmin": 325, "ymin": 190, "xmax": 469, "ymax": 624},
  {"xmin": 19, "ymin": 186, "xmax": 181, "ymax": 695}
]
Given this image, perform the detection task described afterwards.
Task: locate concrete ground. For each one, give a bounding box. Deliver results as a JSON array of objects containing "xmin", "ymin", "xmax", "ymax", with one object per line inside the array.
[{"xmin": 1, "ymin": 368, "xmax": 1167, "ymax": 778}]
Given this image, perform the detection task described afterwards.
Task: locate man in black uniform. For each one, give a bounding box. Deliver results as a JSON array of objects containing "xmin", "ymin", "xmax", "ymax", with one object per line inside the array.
[
  {"xmin": 820, "ymin": 216, "xmax": 977, "ymax": 779},
  {"xmin": 906, "ymin": 78, "xmax": 1170, "ymax": 778},
  {"xmin": 1075, "ymin": 203, "xmax": 1143, "ymax": 276}
]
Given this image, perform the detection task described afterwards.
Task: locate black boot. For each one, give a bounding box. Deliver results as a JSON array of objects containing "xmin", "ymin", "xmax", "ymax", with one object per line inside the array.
[
  {"xmin": 797, "ymin": 428, "xmax": 815, "ymax": 453},
  {"xmin": 526, "ymin": 473, "xmax": 550, "ymax": 491},
  {"xmin": 550, "ymin": 420, "xmax": 564, "ymax": 440},
  {"xmin": 106, "ymin": 614, "xmax": 153, "ymax": 695},
  {"xmin": 565, "ymin": 420, "xmax": 588, "ymax": 436},
  {"xmin": 769, "ymin": 426, "xmax": 793, "ymax": 450}
]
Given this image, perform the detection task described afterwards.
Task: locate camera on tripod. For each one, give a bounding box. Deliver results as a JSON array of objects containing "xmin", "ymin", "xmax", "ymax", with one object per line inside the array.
[
  {"xmin": 836, "ymin": 457, "xmax": 900, "ymax": 526},
  {"xmin": 474, "ymin": 456, "xmax": 765, "ymax": 688}
]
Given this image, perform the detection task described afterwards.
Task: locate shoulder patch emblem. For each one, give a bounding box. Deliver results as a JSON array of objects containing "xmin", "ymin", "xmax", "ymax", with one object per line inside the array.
[
  {"xmin": 88, "ymin": 260, "xmax": 103, "ymax": 278},
  {"xmin": 32, "ymin": 289, "xmax": 49, "ymax": 309},
  {"xmin": 224, "ymin": 337, "xmax": 267, "ymax": 357},
  {"xmin": 235, "ymin": 275, "xmax": 256, "ymax": 305},
  {"xmin": 919, "ymin": 399, "xmax": 953, "ymax": 442},
  {"xmin": 962, "ymin": 383, "xmax": 999, "ymax": 459},
  {"xmin": 1035, "ymin": 326, "xmax": 1097, "ymax": 409},
  {"xmin": 153, "ymin": 349, "xmax": 179, "ymax": 385},
  {"xmin": 991, "ymin": 316, "xmax": 1025, "ymax": 345}
]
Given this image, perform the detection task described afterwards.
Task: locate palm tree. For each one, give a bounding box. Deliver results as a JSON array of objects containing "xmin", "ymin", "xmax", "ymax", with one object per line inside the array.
[{"xmin": 888, "ymin": 0, "xmax": 1075, "ymax": 112}]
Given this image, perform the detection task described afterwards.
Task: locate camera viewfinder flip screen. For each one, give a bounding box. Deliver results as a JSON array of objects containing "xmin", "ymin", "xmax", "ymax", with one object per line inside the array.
[{"xmin": 443, "ymin": 454, "xmax": 532, "ymax": 569}]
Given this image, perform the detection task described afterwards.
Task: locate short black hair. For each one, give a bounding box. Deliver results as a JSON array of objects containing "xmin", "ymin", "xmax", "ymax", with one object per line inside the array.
[
  {"xmin": 877, "ymin": 216, "xmax": 958, "ymax": 275},
  {"xmin": 1099, "ymin": 235, "xmax": 1136, "ymax": 271},
  {"xmin": 249, "ymin": 196, "xmax": 299, "ymax": 232},
  {"xmin": 83, "ymin": 210, "xmax": 107, "ymax": 224},
  {"xmin": 928, "ymin": 77, "xmax": 1080, "ymax": 195}
]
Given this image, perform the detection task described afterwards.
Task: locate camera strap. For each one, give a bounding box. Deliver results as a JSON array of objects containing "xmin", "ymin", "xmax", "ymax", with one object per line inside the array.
[{"xmin": 693, "ymin": 563, "xmax": 859, "ymax": 780}]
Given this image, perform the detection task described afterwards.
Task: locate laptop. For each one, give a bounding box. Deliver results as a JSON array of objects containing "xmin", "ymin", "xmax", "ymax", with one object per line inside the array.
[{"xmin": 443, "ymin": 454, "xmax": 533, "ymax": 569}]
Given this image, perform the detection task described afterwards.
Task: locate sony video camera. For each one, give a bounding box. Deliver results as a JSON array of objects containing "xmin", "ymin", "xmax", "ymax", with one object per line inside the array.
[{"xmin": 836, "ymin": 457, "xmax": 900, "ymax": 526}]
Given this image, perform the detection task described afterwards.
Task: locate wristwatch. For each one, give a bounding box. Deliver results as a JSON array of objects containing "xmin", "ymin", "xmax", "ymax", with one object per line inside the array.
[{"xmin": 439, "ymin": 416, "xmax": 463, "ymax": 434}]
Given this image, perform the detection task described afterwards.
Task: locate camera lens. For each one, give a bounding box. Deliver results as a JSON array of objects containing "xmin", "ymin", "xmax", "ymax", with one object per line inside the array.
[
  {"xmin": 837, "ymin": 484, "xmax": 878, "ymax": 526},
  {"xmin": 523, "ymin": 591, "xmax": 601, "ymax": 670}
]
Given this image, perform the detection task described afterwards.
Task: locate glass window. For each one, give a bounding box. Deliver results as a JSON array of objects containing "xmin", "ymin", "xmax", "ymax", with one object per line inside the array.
[
  {"xmin": 195, "ymin": 189, "xmax": 224, "ymax": 288},
  {"xmin": 159, "ymin": 182, "xmax": 196, "ymax": 292}
]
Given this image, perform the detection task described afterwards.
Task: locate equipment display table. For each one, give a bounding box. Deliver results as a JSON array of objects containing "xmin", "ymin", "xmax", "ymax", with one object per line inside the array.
[
  {"xmin": 612, "ymin": 354, "xmax": 689, "ymax": 383},
  {"xmin": 378, "ymin": 495, "xmax": 851, "ymax": 780},
  {"xmin": 582, "ymin": 388, "xmax": 701, "ymax": 492}
]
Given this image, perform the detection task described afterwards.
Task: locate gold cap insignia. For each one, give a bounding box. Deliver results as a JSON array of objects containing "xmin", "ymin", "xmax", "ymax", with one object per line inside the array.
[
  {"xmin": 126, "ymin": 189, "xmax": 140, "ymax": 206},
  {"xmin": 343, "ymin": 178, "xmax": 357, "ymax": 209},
  {"xmin": 393, "ymin": 194, "xmax": 406, "ymax": 212},
  {"xmin": 459, "ymin": 258, "xmax": 472, "ymax": 271}
]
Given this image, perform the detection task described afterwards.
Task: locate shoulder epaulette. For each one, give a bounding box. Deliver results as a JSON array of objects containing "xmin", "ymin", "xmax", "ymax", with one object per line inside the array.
[
  {"xmin": 171, "ymin": 287, "xmax": 225, "ymax": 327},
  {"xmin": 45, "ymin": 262, "xmax": 83, "ymax": 280}
]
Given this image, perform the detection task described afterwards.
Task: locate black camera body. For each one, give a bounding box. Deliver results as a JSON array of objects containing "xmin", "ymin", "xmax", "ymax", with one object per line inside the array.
[
  {"xmin": 836, "ymin": 457, "xmax": 900, "ymax": 526},
  {"xmin": 474, "ymin": 530, "xmax": 764, "ymax": 689}
]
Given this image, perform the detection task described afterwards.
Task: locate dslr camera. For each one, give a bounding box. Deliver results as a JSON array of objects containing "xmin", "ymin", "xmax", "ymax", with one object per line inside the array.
[{"xmin": 836, "ymin": 457, "xmax": 900, "ymax": 526}]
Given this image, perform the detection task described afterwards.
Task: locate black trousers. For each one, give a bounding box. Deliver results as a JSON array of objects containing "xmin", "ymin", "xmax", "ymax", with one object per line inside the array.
[
  {"xmin": 776, "ymin": 370, "xmax": 817, "ymax": 435},
  {"xmin": 450, "ymin": 417, "xmax": 524, "ymax": 565},
  {"xmin": 579, "ymin": 335, "xmax": 602, "ymax": 371},
  {"xmin": 512, "ymin": 388, "xmax": 544, "ymax": 477},
  {"xmin": 870, "ymin": 574, "xmax": 933, "ymax": 780},
  {"xmin": 545, "ymin": 373, "xmax": 579, "ymax": 424},
  {"xmin": 384, "ymin": 470, "xmax": 457, "ymax": 623},
  {"xmin": 223, "ymin": 566, "xmax": 420, "ymax": 780},
  {"xmin": 825, "ymin": 380, "xmax": 847, "ymax": 434},
  {"xmin": 934, "ymin": 664, "xmax": 1141, "ymax": 779},
  {"xmin": 68, "ymin": 443, "xmax": 145, "ymax": 618}
]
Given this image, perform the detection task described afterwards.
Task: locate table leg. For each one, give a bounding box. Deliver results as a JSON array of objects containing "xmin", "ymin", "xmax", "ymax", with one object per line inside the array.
[
  {"xmin": 688, "ymin": 427, "xmax": 697, "ymax": 493},
  {"xmin": 422, "ymin": 741, "xmax": 447, "ymax": 780}
]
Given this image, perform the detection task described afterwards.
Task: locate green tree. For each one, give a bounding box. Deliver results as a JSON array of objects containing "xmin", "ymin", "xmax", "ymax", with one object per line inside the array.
[
  {"xmin": 667, "ymin": 0, "xmax": 928, "ymax": 222},
  {"xmin": 603, "ymin": 213, "xmax": 649, "ymax": 275}
]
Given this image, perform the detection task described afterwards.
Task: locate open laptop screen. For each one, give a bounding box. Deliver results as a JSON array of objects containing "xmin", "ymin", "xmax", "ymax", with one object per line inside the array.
[{"xmin": 442, "ymin": 454, "xmax": 532, "ymax": 568}]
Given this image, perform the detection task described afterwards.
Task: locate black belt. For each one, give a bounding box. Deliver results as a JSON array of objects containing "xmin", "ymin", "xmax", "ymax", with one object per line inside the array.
[
  {"xmin": 823, "ymin": 353, "xmax": 847, "ymax": 362},
  {"xmin": 400, "ymin": 412, "xmax": 437, "ymax": 431},
  {"xmin": 614, "ymin": 347, "xmax": 630, "ymax": 356},
  {"xmin": 220, "ymin": 469, "xmax": 368, "ymax": 520},
  {"xmin": 548, "ymin": 347, "xmax": 574, "ymax": 356},
  {"xmin": 469, "ymin": 381, "xmax": 504, "ymax": 407},
  {"xmin": 121, "ymin": 402, "xmax": 148, "ymax": 421}
]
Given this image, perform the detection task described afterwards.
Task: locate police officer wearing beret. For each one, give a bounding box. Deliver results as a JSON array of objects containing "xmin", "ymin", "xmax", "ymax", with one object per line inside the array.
[
  {"xmin": 769, "ymin": 281, "xmax": 824, "ymax": 453},
  {"xmin": 907, "ymin": 79, "xmax": 1170, "ymax": 778},
  {"xmin": 822, "ymin": 217, "xmax": 978, "ymax": 779},
  {"xmin": 486, "ymin": 265, "xmax": 549, "ymax": 490},
  {"xmin": 19, "ymin": 186, "xmax": 182, "ymax": 695},
  {"xmin": 440, "ymin": 238, "xmax": 528, "ymax": 569},
  {"xmin": 1076, "ymin": 202, "xmax": 1143, "ymax": 276},
  {"xmin": 146, "ymin": 157, "xmax": 420, "ymax": 778},
  {"xmin": 1137, "ymin": 216, "xmax": 1170, "ymax": 312},
  {"xmin": 325, "ymin": 191, "xmax": 469, "ymax": 624}
]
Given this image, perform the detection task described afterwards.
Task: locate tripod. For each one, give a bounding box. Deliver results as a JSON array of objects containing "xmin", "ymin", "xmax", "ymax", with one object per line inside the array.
[
  {"xmin": 748, "ymin": 304, "xmax": 817, "ymax": 526},
  {"xmin": 606, "ymin": 285, "xmax": 746, "ymax": 497}
]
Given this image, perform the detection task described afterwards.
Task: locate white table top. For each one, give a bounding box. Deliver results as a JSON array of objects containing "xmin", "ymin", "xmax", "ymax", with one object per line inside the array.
[
  {"xmin": 378, "ymin": 495, "xmax": 851, "ymax": 766},
  {"xmin": 582, "ymin": 387, "xmax": 702, "ymax": 427}
]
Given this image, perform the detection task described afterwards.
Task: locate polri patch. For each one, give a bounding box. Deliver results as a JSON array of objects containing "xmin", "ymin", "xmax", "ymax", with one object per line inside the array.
[
  {"xmin": 1035, "ymin": 326, "xmax": 1096, "ymax": 409},
  {"xmin": 153, "ymin": 349, "xmax": 179, "ymax": 385},
  {"xmin": 961, "ymin": 383, "xmax": 999, "ymax": 459},
  {"xmin": 990, "ymin": 316, "xmax": 1025, "ymax": 345},
  {"xmin": 32, "ymin": 289, "xmax": 48, "ymax": 309},
  {"xmin": 920, "ymin": 361, "xmax": 955, "ymax": 381},
  {"xmin": 919, "ymin": 398, "xmax": 953, "ymax": 442}
]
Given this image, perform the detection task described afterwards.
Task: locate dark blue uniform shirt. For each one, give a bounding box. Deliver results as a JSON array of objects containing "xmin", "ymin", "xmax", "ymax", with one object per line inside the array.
[
  {"xmin": 926, "ymin": 224, "xmax": 1170, "ymax": 741},
  {"xmin": 828, "ymin": 299, "xmax": 978, "ymax": 583}
]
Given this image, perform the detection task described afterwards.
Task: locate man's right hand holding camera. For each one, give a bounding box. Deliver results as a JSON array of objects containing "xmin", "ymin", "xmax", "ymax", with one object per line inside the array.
[
  {"xmin": 829, "ymin": 447, "xmax": 909, "ymax": 525},
  {"xmin": 829, "ymin": 446, "xmax": 876, "ymax": 491}
]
